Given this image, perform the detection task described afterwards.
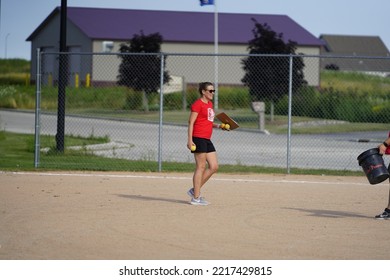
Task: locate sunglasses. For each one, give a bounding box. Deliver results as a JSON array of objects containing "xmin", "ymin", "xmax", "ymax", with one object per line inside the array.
[{"xmin": 206, "ymin": 89, "xmax": 215, "ymax": 93}]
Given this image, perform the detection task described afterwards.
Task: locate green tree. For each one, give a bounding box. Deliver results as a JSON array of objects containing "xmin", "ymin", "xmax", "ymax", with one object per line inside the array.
[
  {"xmin": 242, "ymin": 19, "xmax": 306, "ymax": 119},
  {"xmin": 117, "ymin": 31, "xmax": 170, "ymax": 112}
]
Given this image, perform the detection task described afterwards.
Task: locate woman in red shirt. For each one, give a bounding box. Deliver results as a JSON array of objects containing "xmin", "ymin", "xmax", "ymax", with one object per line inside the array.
[{"xmin": 187, "ymin": 82, "xmax": 226, "ymax": 206}]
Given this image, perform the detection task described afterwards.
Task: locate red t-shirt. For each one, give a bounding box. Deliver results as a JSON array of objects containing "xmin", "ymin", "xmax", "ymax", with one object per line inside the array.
[
  {"xmin": 386, "ymin": 131, "xmax": 390, "ymax": 155},
  {"xmin": 191, "ymin": 99, "xmax": 215, "ymax": 139}
]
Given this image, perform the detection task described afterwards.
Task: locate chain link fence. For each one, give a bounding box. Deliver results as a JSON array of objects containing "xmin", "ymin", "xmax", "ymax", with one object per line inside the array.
[{"xmin": 34, "ymin": 52, "xmax": 390, "ymax": 173}]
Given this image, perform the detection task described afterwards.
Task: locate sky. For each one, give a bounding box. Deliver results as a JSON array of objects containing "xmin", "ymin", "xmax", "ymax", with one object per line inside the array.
[{"xmin": 0, "ymin": 0, "xmax": 389, "ymax": 60}]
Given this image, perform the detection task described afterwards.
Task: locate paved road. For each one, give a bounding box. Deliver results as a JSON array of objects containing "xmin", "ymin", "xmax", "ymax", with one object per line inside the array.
[{"xmin": 1, "ymin": 109, "xmax": 388, "ymax": 171}]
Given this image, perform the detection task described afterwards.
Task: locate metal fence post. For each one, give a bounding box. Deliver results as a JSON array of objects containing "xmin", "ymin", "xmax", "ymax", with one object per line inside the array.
[
  {"xmin": 287, "ymin": 54, "xmax": 293, "ymax": 174},
  {"xmin": 34, "ymin": 48, "xmax": 41, "ymax": 168},
  {"xmin": 158, "ymin": 53, "xmax": 165, "ymax": 172}
]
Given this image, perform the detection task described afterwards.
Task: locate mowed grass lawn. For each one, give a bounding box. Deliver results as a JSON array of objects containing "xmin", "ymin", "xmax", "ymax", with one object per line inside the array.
[{"xmin": 0, "ymin": 131, "xmax": 363, "ymax": 176}]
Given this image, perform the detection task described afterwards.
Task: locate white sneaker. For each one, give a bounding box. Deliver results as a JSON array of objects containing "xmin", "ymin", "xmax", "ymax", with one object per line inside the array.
[
  {"xmin": 187, "ymin": 188, "xmax": 210, "ymax": 204},
  {"xmin": 190, "ymin": 197, "xmax": 209, "ymax": 206}
]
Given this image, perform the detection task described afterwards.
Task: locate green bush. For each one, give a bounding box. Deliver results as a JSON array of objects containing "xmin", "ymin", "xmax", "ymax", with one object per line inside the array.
[
  {"xmin": 374, "ymin": 105, "xmax": 390, "ymax": 123},
  {"xmin": 122, "ymin": 89, "xmax": 142, "ymax": 110},
  {"xmin": 185, "ymin": 89, "xmax": 200, "ymax": 109},
  {"xmin": 218, "ymin": 86, "xmax": 250, "ymax": 109},
  {"xmin": 163, "ymin": 92, "xmax": 184, "ymax": 110},
  {"xmin": 275, "ymin": 86, "xmax": 322, "ymax": 117},
  {"xmin": 182, "ymin": 86, "xmax": 250, "ymax": 111}
]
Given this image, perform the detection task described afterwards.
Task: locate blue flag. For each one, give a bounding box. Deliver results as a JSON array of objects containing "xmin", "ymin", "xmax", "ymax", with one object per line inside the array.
[{"xmin": 200, "ymin": 0, "xmax": 214, "ymax": 6}]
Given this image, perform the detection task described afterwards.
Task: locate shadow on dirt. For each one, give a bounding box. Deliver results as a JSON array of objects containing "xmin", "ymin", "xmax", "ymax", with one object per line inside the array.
[
  {"xmin": 283, "ymin": 207, "xmax": 372, "ymax": 219},
  {"xmin": 115, "ymin": 194, "xmax": 189, "ymax": 205}
]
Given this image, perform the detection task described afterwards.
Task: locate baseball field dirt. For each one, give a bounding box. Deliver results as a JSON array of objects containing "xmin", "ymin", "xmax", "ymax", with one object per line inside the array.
[{"xmin": 1, "ymin": 171, "xmax": 390, "ymax": 260}]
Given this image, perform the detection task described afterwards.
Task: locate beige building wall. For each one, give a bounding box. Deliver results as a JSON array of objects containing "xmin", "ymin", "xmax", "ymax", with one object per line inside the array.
[{"xmin": 91, "ymin": 40, "xmax": 320, "ymax": 86}]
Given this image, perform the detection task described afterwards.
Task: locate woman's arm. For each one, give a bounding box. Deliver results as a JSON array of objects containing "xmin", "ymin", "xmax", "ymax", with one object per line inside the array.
[{"xmin": 187, "ymin": 111, "xmax": 198, "ymax": 149}]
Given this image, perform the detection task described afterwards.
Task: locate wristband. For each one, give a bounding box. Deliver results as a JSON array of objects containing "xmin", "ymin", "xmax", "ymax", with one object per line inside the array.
[{"xmin": 383, "ymin": 142, "xmax": 389, "ymax": 147}]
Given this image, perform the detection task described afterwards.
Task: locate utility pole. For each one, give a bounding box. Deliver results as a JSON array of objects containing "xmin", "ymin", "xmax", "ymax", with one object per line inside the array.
[
  {"xmin": 0, "ymin": 0, "xmax": 2, "ymax": 57},
  {"xmin": 56, "ymin": 0, "xmax": 67, "ymax": 152},
  {"xmin": 5, "ymin": 33, "xmax": 9, "ymax": 58}
]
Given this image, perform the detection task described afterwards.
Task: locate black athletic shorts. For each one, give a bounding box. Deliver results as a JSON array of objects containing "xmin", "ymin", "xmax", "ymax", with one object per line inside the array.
[{"xmin": 192, "ymin": 137, "xmax": 216, "ymax": 153}]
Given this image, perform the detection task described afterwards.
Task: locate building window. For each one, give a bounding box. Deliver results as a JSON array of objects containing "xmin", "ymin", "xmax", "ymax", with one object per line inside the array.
[{"xmin": 102, "ymin": 41, "xmax": 114, "ymax": 52}]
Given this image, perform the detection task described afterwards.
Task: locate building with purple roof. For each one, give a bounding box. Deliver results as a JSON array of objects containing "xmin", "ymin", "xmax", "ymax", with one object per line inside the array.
[{"xmin": 27, "ymin": 7, "xmax": 324, "ymax": 86}]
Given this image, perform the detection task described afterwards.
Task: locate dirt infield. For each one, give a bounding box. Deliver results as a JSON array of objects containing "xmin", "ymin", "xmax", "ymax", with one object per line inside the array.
[{"xmin": 0, "ymin": 171, "xmax": 390, "ymax": 260}]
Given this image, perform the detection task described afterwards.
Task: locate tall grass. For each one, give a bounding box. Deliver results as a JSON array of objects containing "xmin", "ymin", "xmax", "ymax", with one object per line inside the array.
[
  {"xmin": 0, "ymin": 58, "xmax": 30, "ymax": 85},
  {"xmin": 273, "ymin": 71, "xmax": 390, "ymax": 123},
  {"xmin": 321, "ymin": 71, "xmax": 390, "ymax": 97},
  {"xmin": 0, "ymin": 58, "xmax": 30, "ymax": 73},
  {"xmin": 0, "ymin": 85, "xmax": 35, "ymax": 109}
]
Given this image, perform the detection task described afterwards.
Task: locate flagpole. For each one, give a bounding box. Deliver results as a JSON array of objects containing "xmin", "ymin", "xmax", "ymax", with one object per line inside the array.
[
  {"xmin": 200, "ymin": 0, "xmax": 218, "ymax": 109},
  {"xmin": 214, "ymin": 0, "xmax": 219, "ymax": 109}
]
